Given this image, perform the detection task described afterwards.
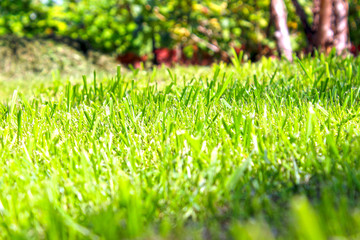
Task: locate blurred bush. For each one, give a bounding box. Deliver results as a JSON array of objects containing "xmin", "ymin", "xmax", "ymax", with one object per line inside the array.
[{"xmin": 0, "ymin": 0, "xmax": 358, "ymax": 59}]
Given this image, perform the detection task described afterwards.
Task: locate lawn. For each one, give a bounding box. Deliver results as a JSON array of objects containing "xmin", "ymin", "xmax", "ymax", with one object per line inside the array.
[{"xmin": 1, "ymin": 54, "xmax": 360, "ymax": 239}]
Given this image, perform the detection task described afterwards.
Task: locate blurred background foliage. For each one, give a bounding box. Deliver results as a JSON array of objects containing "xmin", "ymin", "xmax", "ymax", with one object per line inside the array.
[{"xmin": 0, "ymin": 0, "xmax": 358, "ymax": 59}]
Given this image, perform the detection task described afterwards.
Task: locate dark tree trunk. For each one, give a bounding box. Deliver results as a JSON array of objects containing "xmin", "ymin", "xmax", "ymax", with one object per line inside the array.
[
  {"xmin": 152, "ymin": 34, "xmax": 158, "ymax": 65},
  {"xmin": 312, "ymin": 0, "xmax": 321, "ymax": 34},
  {"xmin": 270, "ymin": 0, "xmax": 293, "ymax": 61},
  {"xmin": 291, "ymin": 0, "xmax": 314, "ymax": 46}
]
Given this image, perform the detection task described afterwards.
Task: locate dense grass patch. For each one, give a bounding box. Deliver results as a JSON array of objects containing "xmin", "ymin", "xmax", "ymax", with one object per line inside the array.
[{"xmin": 1, "ymin": 55, "xmax": 360, "ymax": 239}]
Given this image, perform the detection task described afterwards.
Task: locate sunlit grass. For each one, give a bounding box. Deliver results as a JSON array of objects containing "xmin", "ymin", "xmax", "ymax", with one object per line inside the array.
[{"xmin": 1, "ymin": 54, "xmax": 360, "ymax": 239}]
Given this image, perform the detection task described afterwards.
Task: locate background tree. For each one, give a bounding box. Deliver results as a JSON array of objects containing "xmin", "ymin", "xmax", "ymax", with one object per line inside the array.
[
  {"xmin": 0, "ymin": 0, "xmax": 357, "ymax": 62},
  {"xmin": 292, "ymin": 0, "xmax": 350, "ymax": 54},
  {"xmin": 270, "ymin": 0, "xmax": 293, "ymax": 61},
  {"xmin": 315, "ymin": 0, "xmax": 333, "ymax": 51},
  {"xmin": 333, "ymin": 0, "xmax": 349, "ymax": 54}
]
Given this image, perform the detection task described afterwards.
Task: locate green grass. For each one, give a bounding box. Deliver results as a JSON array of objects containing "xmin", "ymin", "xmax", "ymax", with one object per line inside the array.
[{"xmin": 1, "ymin": 54, "xmax": 360, "ymax": 239}]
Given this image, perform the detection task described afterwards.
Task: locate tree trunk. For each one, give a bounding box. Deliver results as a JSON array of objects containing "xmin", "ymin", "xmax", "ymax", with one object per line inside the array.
[
  {"xmin": 271, "ymin": 0, "xmax": 293, "ymax": 61},
  {"xmin": 290, "ymin": 0, "xmax": 350, "ymax": 55},
  {"xmin": 315, "ymin": 0, "xmax": 333, "ymax": 52},
  {"xmin": 333, "ymin": 0, "xmax": 349, "ymax": 55},
  {"xmin": 312, "ymin": 0, "xmax": 321, "ymax": 34}
]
